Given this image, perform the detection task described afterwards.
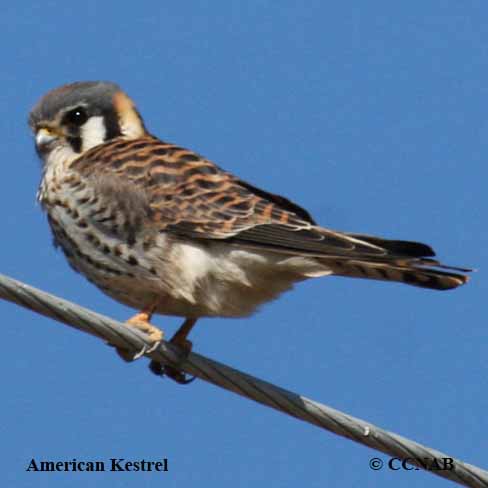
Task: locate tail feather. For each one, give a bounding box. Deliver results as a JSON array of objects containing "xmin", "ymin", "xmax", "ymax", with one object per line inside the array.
[{"xmin": 326, "ymin": 259, "xmax": 469, "ymax": 290}]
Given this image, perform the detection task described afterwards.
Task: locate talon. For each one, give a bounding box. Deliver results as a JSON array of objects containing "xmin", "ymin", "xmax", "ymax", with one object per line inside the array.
[
  {"xmin": 132, "ymin": 344, "xmax": 149, "ymax": 361},
  {"xmin": 110, "ymin": 302, "xmax": 165, "ymax": 365},
  {"xmin": 148, "ymin": 361, "xmax": 195, "ymax": 384},
  {"xmin": 122, "ymin": 306, "xmax": 164, "ymax": 359},
  {"xmin": 146, "ymin": 340, "xmax": 161, "ymax": 354},
  {"xmin": 149, "ymin": 360, "xmax": 164, "ymax": 376},
  {"xmin": 162, "ymin": 366, "xmax": 196, "ymax": 384},
  {"xmin": 126, "ymin": 314, "xmax": 164, "ymax": 344},
  {"xmin": 105, "ymin": 341, "xmax": 142, "ymax": 362},
  {"xmin": 114, "ymin": 343, "xmax": 147, "ymax": 362},
  {"xmin": 147, "ymin": 317, "xmax": 198, "ymax": 384}
]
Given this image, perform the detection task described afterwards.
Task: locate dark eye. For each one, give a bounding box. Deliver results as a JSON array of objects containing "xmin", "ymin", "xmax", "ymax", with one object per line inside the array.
[{"xmin": 63, "ymin": 106, "xmax": 88, "ymax": 126}]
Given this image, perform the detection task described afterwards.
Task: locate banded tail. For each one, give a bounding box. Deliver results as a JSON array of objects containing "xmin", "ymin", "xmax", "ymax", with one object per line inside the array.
[{"xmin": 322, "ymin": 233, "xmax": 470, "ymax": 291}]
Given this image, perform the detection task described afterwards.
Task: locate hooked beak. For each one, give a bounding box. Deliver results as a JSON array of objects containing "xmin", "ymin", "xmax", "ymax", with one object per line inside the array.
[
  {"xmin": 35, "ymin": 127, "xmax": 60, "ymax": 155},
  {"xmin": 36, "ymin": 127, "xmax": 58, "ymax": 146}
]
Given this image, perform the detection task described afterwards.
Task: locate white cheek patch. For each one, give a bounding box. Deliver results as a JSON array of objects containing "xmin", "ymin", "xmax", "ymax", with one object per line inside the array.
[{"xmin": 80, "ymin": 116, "xmax": 107, "ymax": 152}]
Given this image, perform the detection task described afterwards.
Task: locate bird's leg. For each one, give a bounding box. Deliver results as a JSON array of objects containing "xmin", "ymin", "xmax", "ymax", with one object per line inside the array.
[
  {"xmin": 115, "ymin": 301, "xmax": 164, "ymax": 362},
  {"xmin": 170, "ymin": 317, "xmax": 197, "ymax": 352},
  {"xmin": 149, "ymin": 318, "xmax": 198, "ymax": 384}
]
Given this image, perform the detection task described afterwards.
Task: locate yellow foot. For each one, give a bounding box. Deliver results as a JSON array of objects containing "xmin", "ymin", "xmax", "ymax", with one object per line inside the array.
[
  {"xmin": 116, "ymin": 311, "xmax": 164, "ymax": 362},
  {"xmin": 126, "ymin": 312, "xmax": 164, "ymax": 343}
]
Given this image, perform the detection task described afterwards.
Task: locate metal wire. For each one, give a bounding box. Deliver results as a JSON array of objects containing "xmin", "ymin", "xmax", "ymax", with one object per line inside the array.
[{"xmin": 0, "ymin": 271, "xmax": 486, "ymax": 488}]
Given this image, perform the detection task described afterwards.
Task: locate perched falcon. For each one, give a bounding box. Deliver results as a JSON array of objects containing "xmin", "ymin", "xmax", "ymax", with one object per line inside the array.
[{"xmin": 29, "ymin": 81, "xmax": 469, "ymax": 381}]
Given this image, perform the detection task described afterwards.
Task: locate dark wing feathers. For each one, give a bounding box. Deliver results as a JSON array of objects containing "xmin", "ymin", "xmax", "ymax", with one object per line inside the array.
[
  {"xmin": 232, "ymin": 224, "xmax": 386, "ymax": 256},
  {"xmin": 345, "ymin": 233, "xmax": 435, "ymax": 258},
  {"xmin": 236, "ymin": 179, "xmax": 317, "ymax": 224},
  {"xmin": 71, "ymin": 136, "xmax": 470, "ymax": 287}
]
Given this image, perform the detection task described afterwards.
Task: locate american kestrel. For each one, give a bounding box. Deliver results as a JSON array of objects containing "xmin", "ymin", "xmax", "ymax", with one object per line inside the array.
[{"xmin": 29, "ymin": 81, "xmax": 470, "ymax": 381}]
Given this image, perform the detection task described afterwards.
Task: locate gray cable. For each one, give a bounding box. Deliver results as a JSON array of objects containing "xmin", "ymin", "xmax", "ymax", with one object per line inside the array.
[{"xmin": 0, "ymin": 272, "xmax": 486, "ymax": 488}]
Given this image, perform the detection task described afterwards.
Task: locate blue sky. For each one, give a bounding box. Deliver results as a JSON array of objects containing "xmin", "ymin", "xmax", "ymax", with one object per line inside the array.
[{"xmin": 0, "ymin": 2, "xmax": 486, "ymax": 487}]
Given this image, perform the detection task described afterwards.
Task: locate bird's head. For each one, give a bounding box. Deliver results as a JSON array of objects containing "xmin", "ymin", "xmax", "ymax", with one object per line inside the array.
[{"xmin": 29, "ymin": 81, "xmax": 147, "ymax": 163}]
